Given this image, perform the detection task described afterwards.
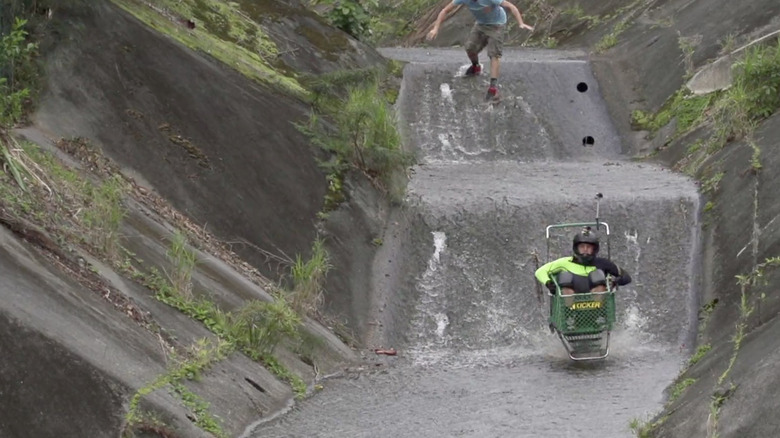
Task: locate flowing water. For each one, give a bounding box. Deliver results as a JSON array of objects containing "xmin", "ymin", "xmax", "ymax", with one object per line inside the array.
[{"xmin": 248, "ymin": 48, "xmax": 700, "ymax": 438}]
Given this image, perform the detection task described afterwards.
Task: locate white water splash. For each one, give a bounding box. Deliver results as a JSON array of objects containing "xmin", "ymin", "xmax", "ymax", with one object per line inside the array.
[
  {"xmin": 456, "ymin": 63, "xmax": 482, "ymax": 77},
  {"xmin": 624, "ymin": 229, "xmax": 641, "ymax": 265},
  {"xmin": 435, "ymin": 313, "xmax": 449, "ymax": 338},
  {"xmin": 412, "ymin": 232, "xmax": 449, "ymax": 345},
  {"xmin": 606, "ymin": 304, "xmax": 676, "ymax": 356},
  {"xmin": 437, "ymin": 133, "xmax": 452, "ymax": 155},
  {"xmin": 614, "ymin": 304, "xmax": 660, "ymax": 349},
  {"xmin": 624, "ymin": 229, "xmax": 639, "ymax": 245},
  {"xmin": 623, "ymin": 304, "xmax": 649, "ymax": 332},
  {"xmin": 439, "ymin": 82, "xmax": 453, "ymax": 102},
  {"xmin": 430, "ymin": 231, "xmax": 446, "ymax": 268}
]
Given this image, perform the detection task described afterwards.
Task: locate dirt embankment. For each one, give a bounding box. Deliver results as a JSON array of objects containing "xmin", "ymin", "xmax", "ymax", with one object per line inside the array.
[{"xmin": 1, "ymin": 0, "xmax": 393, "ymax": 436}]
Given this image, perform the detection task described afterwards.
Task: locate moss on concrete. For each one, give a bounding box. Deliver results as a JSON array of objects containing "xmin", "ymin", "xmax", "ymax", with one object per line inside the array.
[
  {"xmin": 296, "ymin": 22, "xmax": 349, "ymax": 61},
  {"xmin": 111, "ymin": 0, "xmax": 307, "ymax": 99},
  {"xmin": 234, "ymin": 0, "xmax": 321, "ymax": 21}
]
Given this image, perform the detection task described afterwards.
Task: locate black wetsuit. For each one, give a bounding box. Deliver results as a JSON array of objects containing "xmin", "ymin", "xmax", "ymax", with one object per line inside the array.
[{"xmin": 593, "ymin": 257, "xmax": 632, "ymax": 286}]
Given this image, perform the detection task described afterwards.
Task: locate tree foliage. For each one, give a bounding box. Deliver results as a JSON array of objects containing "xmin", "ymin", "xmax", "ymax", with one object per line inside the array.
[
  {"xmin": 312, "ymin": 0, "xmax": 378, "ymax": 39},
  {"xmin": 0, "ymin": 17, "xmax": 37, "ymax": 128}
]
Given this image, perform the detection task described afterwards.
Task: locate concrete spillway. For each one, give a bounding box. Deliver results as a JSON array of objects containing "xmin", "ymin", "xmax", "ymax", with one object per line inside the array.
[{"xmin": 248, "ymin": 47, "xmax": 700, "ymax": 438}]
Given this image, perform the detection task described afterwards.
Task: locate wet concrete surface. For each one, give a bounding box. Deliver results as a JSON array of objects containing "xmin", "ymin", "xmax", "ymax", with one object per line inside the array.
[
  {"xmin": 249, "ymin": 347, "xmax": 682, "ymax": 438},
  {"xmin": 395, "ymin": 54, "xmax": 624, "ymax": 162},
  {"xmin": 249, "ymin": 48, "xmax": 699, "ymax": 437}
]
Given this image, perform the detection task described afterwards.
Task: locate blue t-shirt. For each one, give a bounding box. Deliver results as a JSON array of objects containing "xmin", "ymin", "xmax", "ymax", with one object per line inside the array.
[{"xmin": 453, "ymin": 0, "xmax": 506, "ymax": 25}]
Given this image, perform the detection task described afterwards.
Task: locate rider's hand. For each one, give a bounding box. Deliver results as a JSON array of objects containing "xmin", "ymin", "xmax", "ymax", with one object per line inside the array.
[
  {"xmin": 545, "ymin": 281, "xmax": 556, "ymax": 295},
  {"xmin": 521, "ymin": 23, "xmax": 534, "ymax": 31},
  {"xmin": 427, "ymin": 28, "xmax": 438, "ymax": 41}
]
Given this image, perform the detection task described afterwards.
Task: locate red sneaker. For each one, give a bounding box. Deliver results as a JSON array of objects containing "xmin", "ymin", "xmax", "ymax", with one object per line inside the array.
[
  {"xmin": 486, "ymin": 85, "xmax": 498, "ymax": 100},
  {"xmin": 465, "ymin": 64, "xmax": 482, "ymax": 76}
]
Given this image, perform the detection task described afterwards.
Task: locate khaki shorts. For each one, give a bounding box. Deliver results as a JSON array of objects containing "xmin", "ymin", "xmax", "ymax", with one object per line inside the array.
[{"xmin": 465, "ymin": 23, "xmax": 506, "ymax": 59}]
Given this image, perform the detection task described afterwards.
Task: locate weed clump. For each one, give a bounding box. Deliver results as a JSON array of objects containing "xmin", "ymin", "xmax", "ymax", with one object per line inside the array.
[
  {"xmin": 298, "ymin": 70, "xmax": 414, "ymax": 208},
  {"xmin": 635, "ymin": 38, "xmax": 780, "ymax": 176}
]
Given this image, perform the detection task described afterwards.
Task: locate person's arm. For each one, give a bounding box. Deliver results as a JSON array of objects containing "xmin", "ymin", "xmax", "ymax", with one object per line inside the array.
[
  {"xmin": 614, "ymin": 267, "xmax": 631, "ymax": 286},
  {"xmin": 535, "ymin": 260, "xmax": 557, "ymax": 294},
  {"xmin": 427, "ymin": 2, "xmax": 458, "ymax": 41},
  {"xmin": 534, "ymin": 261, "xmax": 554, "ymax": 285},
  {"xmin": 500, "ymin": 0, "xmax": 534, "ymax": 31},
  {"xmin": 535, "ymin": 257, "xmax": 570, "ymax": 285},
  {"xmin": 595, "ymin": 258, "xmax": 632, "ymax": 286}
]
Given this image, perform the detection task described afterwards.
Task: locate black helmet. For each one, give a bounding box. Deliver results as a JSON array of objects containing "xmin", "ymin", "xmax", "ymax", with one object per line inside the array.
[{"xmin": 572, "ymin": 228, "xmax": 599, "ymax": 264}]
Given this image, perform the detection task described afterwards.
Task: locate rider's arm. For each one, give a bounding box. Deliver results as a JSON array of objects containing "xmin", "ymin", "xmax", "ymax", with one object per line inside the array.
[
  {"xmin": 614, "ymin": 267, "xmax": 631, "ymax": 286},
  {"xmin": 595, "ymin": 258, "xmax": 631, "ymax": 285},
  {"xmin": 534, "ymin": 257, "xmax": 570, "ymax": 285},
  {"xmin": 500, "ymin": 1, "xmax": 534, "ymax": 30},
  {"xmin": 427, "ymin": 1, "xmax": 459, "ymax": 40}
]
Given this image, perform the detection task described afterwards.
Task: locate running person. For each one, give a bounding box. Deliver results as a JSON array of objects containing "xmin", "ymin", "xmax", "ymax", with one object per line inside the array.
[{"xmin": 426, "ymin": 0, "xmax": 534, "ymax": 100}]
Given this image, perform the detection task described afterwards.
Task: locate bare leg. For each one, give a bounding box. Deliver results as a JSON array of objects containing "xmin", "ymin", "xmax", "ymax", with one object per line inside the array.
[
  {"xmin": 490, "ymin": 56, "xmax": 500, "ymax": 80},
  {"xmin": 591, "ymin": 285, "xmax": 606, "ymax": 302},
  {"xmin": 562, "ymin": 287, "xmax": 575, "ymax": 307}
]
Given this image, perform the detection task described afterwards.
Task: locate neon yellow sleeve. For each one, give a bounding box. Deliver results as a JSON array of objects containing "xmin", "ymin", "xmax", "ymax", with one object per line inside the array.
[{"xmin": 534, "ymin": 257, "xmax": 570, "ymax": 284}]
